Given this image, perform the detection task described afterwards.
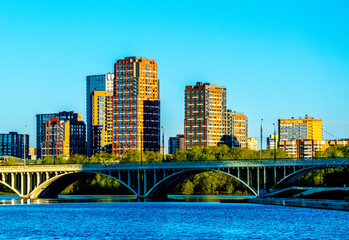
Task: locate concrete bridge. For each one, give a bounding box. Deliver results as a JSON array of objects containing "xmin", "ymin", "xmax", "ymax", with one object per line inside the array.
[{"xmin": 0, "ymin": 158, "xmax": 348, "ymax": 199}]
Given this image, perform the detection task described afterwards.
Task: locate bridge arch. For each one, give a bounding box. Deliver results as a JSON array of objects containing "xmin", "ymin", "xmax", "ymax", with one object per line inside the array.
[
  {"xmin": 0, "ymin": 180, "xmax": 21, "ymax": 196},
  {"xmin": 146, "ymin": 169, "xmax": 258, "ymax": 199},
  {"xmin": 29, "ymin": 171, "xmax": 137, "ymax": 199},
  {"xmin": 276, "ymin": 166, "xmax": 346, "ymax": 188}
]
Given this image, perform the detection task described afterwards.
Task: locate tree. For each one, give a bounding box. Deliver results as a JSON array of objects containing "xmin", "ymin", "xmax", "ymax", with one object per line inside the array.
[{"xmin": 4, "ymin": 157, "xmax": 19, "ymax": 165}]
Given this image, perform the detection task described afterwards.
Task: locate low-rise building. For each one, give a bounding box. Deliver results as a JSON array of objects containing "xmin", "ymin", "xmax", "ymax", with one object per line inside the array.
[
  {"xmin": 41, "ymin": 118, "xmax": 86, "ymax": 159},
  {"xmin": 168, "ymin": 134, "xmax": 185, "ymax": 154},
  {"xmin": 267, "ymin": 134, "xmax": 279, "ymax": 149},
  {"xmin": 328, "ymin": 139, "xmax": 349, "ymax": 146},
  {"xmin": 247, "ymin": 138, "xmax": 258, "ymax": 151},
  {"xmin": 0, "ymin": 132, "xmax": 29, "ymax": 159},
  {"xmin": 278, "ymin": 139, "xmax": 328, "ymax": 159},
  {"xmin": 28, "ymin": 147, "xmax": 37, "ymax": 160}
]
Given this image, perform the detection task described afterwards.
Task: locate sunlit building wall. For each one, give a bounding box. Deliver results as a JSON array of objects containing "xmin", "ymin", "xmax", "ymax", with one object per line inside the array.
[
  {"xmin": 247, "ymin": 138, "xmax": 258, "ymax": 151},
  {"xmin": 278, "ymin": 115, "xmax": 323, "ymax": 141},
  {"xmin": 41, "ymin": 118, "xmax": 86, "ymax": 159},
  {"xmin": 184, "ymin": 82, "xmax": 227, "ymax": 149},
  {"xmin": 231, "ymin": 112, "xmax": 248, "ymax": 148},
  {"xmin": 91, "ymin": 91, "xmax": 113, "ymax": 154},
  {"xmin": 86, "ymin": 73, "xmax": 114, "ymax": 156},
  {"xmin": 36, "ymin": 111, "xmax": 81, "ymax": 159},
  {"xmin": 113, "ymin": 57, "xmax": 160, "ymax": 156}
]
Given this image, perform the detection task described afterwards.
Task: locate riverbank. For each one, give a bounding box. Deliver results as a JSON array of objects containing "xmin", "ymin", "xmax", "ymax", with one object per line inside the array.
[{"xmin": 248, "ymin": 197, "xmax": 349, "ymax": 211}]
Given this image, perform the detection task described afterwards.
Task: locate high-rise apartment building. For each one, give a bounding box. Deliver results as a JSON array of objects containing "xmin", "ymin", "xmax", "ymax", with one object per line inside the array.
[
  {"xmin": 41, "ymin": 118, "xmax": 86, "ymax": 158},
  {"xmin": 36, "ymin": 111, "xmax": 82, "ymax": 159},
  {"xmin": 91, "ymin": 91, "xmax": 113, "ymax": 154},
  {"xmin": 231, "ymin": 112, "xmax": 248, "ymax": 148},
  {"xmin": 0, "ymin": 132, "xmax": 29, "ymax": 159},
  {"xmin": 113, "ymin": 57, "xmax": 160, "ymax": 155},
  {"xmin": 168, "ymin": 134, "xmax": 185, "ymax": 154},
  {"xmin": 86, "ymin": 73, "xmax": 114, "ymax": 156},
  {"xmin": 184, "ymin": 82, "xmax": 227, "ymax": 149},
  {"xmin": 278, "ymin": 115, "xmax": 323, "ymax": 141}
]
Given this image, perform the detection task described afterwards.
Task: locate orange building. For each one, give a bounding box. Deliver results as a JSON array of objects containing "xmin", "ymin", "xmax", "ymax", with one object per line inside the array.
[
  {"xmin": 113, "ymin": 57, "xmax": 160, "ymax": 155},
  {"xmin": 184, "ymin": 82, "xmax": 227, "ymax": 149},
  {"xmin": 41, "ymin": 118, "xmax": 86, "ymax": 159}
]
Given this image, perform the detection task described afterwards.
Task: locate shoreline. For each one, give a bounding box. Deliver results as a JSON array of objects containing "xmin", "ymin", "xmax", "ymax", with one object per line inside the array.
[{"xmin": 247, "ymin": 197, "xmax": 349, "ymax": 211}]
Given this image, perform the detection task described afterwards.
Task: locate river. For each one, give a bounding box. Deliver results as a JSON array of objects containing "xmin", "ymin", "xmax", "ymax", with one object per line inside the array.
[{"xmin": 0, "ymin": 195, "xmax": 347, "ymax": 239}]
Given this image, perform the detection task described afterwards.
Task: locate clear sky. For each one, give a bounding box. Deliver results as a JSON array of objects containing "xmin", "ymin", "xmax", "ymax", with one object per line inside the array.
[{"xmin": 1, "ymin": 0, "xmax": 349, "ymax": 147}]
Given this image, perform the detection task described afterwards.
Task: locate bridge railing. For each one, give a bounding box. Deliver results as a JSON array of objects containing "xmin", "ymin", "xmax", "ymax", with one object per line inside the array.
[{"xmin": 0, "ymin": 158, "xmax": 347, "ymax": 172}]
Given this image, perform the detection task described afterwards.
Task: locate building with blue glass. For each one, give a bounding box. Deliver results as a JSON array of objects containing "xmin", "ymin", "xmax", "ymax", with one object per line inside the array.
[
  {"xmin": 0, "ymin": 132, "xmax": 29, "ymax": 159},
  {"xmin": 86, "ymin": 73, "xmax": 114, "ymax": 156}
]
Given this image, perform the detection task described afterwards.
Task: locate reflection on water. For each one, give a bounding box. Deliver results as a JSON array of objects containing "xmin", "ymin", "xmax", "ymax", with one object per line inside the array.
[{"xmin": 0, "ymin": 194, "xmax": 254, "ymax": 204}]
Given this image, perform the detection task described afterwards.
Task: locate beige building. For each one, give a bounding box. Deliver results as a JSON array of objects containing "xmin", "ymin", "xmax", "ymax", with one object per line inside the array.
[
  {"xmin": 231, "ymin": 112, "xmax": 248, "ymax": 148},
  {"xmin": 247, "ymin": 138, "xmax": 258, "ymax": 151}
]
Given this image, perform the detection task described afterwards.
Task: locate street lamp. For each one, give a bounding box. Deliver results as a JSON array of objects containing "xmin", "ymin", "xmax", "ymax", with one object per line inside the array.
[
  {"xmin": 260, "ymin": 119, "xmax": 263, "ymax": 160},
  {"xmin": 161, "ymin": 126, "xmax": 165, "ymax": 162},
  {"xmin": 273, "ymin": 123, "xmax": 276, "ymax": 161},
  {"xmin": 141, "ymin": 129, "xmax": 143, "ymax": 165},
  {"xmin": 23, "ymin": 125, "xmax": 27, "ymax": 166}
]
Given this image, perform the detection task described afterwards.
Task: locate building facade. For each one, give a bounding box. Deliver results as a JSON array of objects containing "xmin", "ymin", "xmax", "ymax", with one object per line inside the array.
[
  {"xmin": 86, "ymin": 73, "xmax": 114, "ymax": 156},
  {"xmin": 231, "ymin": 112, "xmax": 248, "ymax": 148},
  {"xmin": 91, "ymin": 91, "xmax": 113, "ymax": 154},
  {"xmin": 28, "ymin": 146, "xmax": 36, "ymax": 160},
  {"xmin": 278, "ymin": 115, "xmax": 323, "ymax": 141},
  {"xmin": 184, "ymin": 82, "xmax": 227, "ymax": 149},
  {"xmin": 168, "ymin": 134, "xmax": 185, "ymax": 154},
  {"xmin": 267, "ymin": 134, "xmax": 279, "ymax": 149},
  {"xmin": 113, "ymin": 57, "xmax": 160, "ymax": 155},
  {"xmin": 36, "ymin": 111, "xmax": 82, "ymax": 159},
  {"xmin": 278, "ymin": 139, "xmax": 328, "ymax": 159},
  {"xmin": 41, "ymin": 118, "xmax": 86, "ymax": 159},
  {"xmin": 247, "ymin": 138, "xmax": 258, "ymax": 151},
  {"xmin": 0, "ymin": 132, "xmax": 29, "ymax": 159}
]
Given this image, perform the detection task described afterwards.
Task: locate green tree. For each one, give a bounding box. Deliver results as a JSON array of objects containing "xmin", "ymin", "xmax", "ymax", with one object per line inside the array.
[{"xmin": 4, "ymin": 157, "xmax": 19, "ymax": 165}]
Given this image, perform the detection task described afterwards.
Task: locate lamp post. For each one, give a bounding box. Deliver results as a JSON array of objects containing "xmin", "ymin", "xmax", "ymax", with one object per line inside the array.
[
  {"xmin": 141, "ymin": 129, "xmax": 143, "ymax": 165},
  {"xmin": 260, "ymin": 119, "xmax": 263, "ymax": 160},
  {"xmin": 273, "ymin": 123, "xmax": 276, "ymax": 161},
  {"xmin": 23, "ymin": 125, "xmax": 27, "ymax": 166},
  {"xmin": 161, "ymin": 126, "xmax": 165, "ymax": 162}
]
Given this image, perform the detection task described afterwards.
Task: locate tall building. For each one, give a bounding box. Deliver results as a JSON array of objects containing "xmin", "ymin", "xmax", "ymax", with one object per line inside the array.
[
  {"xmin": 184, "ymin": 82, "xmax": 227, "ymax": 149},
  {"xmin": 0, "ymin": 132, "xmax": 29, "ymax": 159},
  {"xmin": 91, "ymin": 91, "xmax": 113, "ymax": 154},
  {"xmin": 278, "ymin": 115, "xmax": 323, "ymax": 141},
  {"xmin": 41, "ymin": 118, "xmax": 86, "ymax": 159},
  {"xmin": 113, "ymin": 57, "xmax": 160, "ymax": 155},
  {"xmin": 86, "ymin": 73, "xmax": 114, "ymax": 156},
  {"xmin": 168, "ymin": 134, "xmax": 185, "ymax": 154},
  {"xmin": 36, "ymin": 111, "xmax": 81, "ymax": 159},
  {"xmin": 231, "ymin": 112, "xmax": 248, "ymax": 148}
]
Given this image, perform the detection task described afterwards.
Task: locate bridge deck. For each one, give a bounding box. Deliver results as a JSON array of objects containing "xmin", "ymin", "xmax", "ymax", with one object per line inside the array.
[{"xmin": 0, "ymin": 159, "xmax": 347, "ymax": 173}]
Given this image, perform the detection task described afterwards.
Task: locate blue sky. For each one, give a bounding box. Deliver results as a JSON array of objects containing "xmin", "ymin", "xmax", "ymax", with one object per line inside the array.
[{"xmin": 1, "ymin": 0, "xmax": 349, "ymax": 147}]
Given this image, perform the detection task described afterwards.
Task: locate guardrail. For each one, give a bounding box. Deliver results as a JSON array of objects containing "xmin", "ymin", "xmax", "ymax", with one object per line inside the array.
[{"xmin": 0, "ymin": 158, "xmax": 347, "ymax": 172}]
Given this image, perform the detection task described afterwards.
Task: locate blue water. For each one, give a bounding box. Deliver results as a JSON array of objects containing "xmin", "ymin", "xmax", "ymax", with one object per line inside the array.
[{"xmin": 0, "ymin": 196, "xmax": 347, "ymax": 239}]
